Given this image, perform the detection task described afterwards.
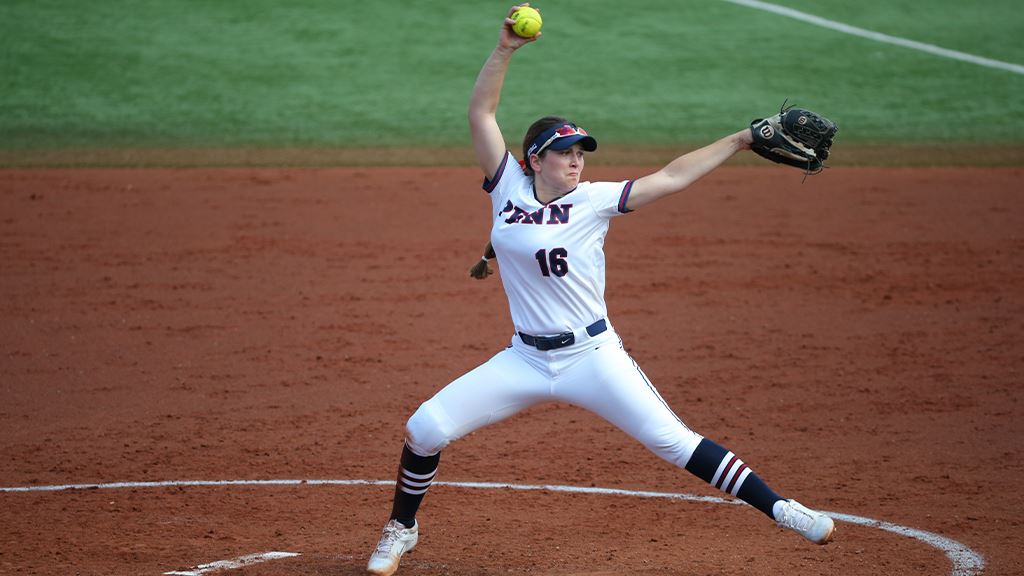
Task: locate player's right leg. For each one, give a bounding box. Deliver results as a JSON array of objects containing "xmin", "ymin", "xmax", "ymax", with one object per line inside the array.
[{"xmin": 367, "ymin": 346, "xmax": 549, "ymax": 575}]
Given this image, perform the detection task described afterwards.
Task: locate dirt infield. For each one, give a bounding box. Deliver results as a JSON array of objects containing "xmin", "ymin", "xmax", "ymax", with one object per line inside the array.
[{"xmin": 1, "ymin": 165, "xmax": 1021, "ymax": 575}]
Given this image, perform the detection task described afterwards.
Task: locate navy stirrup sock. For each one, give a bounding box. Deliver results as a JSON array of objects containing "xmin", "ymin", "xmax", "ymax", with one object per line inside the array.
[
  {"xmin": 684, "ymin": 438, "xmax": 782, "ymax": 518},
  {"xmin": 390, "ymin": 443, "xmax": 440, "ymax": 528}
]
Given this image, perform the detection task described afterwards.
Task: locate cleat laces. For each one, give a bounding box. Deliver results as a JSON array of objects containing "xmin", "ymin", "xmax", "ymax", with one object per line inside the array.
[
  {"xmin": 778, "ymin": 502, "xmax": 814, "ymax": 532},
  {"xmin": 374, "ymin": 521, "xmax": 403, "ymax": 555}
]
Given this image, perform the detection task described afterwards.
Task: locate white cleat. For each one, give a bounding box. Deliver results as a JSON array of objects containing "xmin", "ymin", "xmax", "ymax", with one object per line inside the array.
[
  {"xmin": 367, "ymin": 519, "xmax": 419, "ymax": 576},
  {"xmin": 775, "ymin": 499, "xmax": 835, "ymax": 544}
]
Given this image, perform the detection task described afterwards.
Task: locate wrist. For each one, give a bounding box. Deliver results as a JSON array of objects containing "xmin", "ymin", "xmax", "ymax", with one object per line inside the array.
[
  {"xmin": 735, "ymin": 128, "xmax": 754, "ymax": 150},
  {"xmin": 493, "ymin": 44, "xmax": 517, "ymax": 57}
]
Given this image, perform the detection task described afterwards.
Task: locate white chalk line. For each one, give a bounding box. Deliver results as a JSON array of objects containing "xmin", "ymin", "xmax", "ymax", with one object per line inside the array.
[
  {"xmin": 720, "ymin": 0, "xmax": 1024, "ymax": 76},
  {"xmin": 0, "ymin": 479, "xmax": 984, "ymax": 576},
  {"xmin": 163, "ymin": 551, "xmax": 299, "ymax": 575}
]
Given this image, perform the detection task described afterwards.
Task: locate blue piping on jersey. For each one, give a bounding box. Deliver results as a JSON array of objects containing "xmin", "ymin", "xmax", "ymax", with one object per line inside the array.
[
  {"xmin": 617, "ymin": 180, "xmax": 635, "ymax": 213},
  {"xmin": 532, "ymin": 182, "xmax": 577, "ymax": 207},
  {"xmin": 482, "ymin": 152, "xmax": 511, "ymax": 194}
]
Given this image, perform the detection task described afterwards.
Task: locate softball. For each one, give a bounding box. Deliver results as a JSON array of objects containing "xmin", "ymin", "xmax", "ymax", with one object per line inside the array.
[{"xmin": 510, "ymin": 6, "xmax": 542, "ymax": 38}]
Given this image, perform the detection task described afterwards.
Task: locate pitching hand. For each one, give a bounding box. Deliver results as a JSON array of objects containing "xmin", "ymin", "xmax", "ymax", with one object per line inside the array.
[{"xmin": 499, "ymin": 4, "xmax": 541, "ymax": 49}]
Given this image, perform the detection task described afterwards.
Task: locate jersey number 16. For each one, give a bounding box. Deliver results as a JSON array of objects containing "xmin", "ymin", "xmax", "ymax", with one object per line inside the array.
[{"xmin": 535, "ymin": 247, "xmax": 568, "ymax": 278}]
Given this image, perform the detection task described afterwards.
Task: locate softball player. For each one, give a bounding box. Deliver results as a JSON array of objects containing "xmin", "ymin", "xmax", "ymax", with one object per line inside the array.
[{"xmin": 367, "ymin": 6, "xmax": 834, "ymax": 575}]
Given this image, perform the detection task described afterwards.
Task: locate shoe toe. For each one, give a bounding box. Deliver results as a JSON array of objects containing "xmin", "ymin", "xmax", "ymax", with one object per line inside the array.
[{"xmin": 818, "ymin": 518, "xmax": 836, "ymax": 544}]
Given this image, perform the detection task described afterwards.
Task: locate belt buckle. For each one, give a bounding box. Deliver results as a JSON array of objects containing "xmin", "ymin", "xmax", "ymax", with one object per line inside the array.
[
  {"xmin": 535, "ymin": 332, "xmax": 574, "ymax": 350},
  {"xmin": 521, "ymin": 327, "xmax": 584, "ymax": 351}
]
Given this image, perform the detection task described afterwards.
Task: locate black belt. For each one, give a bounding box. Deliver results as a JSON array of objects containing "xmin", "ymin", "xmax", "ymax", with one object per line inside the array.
[{"xmin": 518, "ymin": 319, "xmax": 607, "ymax": 351}]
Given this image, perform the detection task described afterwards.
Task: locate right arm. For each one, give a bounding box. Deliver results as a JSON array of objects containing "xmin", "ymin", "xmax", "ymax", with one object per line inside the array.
[{"xmin": 468, "ymin": 5, "xmax": 540, "ymax": 178}]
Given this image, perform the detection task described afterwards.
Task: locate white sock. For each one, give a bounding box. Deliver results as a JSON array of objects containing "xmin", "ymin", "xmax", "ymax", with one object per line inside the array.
[{"xmin": 772, "ymin": 499, "xmax": 788, "ymax": 521}]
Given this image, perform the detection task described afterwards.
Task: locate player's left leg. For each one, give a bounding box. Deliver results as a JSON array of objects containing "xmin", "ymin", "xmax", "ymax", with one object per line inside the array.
[
  {"xmin": 555, "ymin": 333, "xmax": 834, "ymax": 544},
  {"xmin": 682, "ymin": 437, "xmax": 834, "ymax": 544}
]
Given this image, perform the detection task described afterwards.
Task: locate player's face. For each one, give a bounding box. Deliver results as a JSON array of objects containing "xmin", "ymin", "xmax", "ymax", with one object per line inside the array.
[{"xmin": 536, "ymin": 144, "xmax": 586, "ymax": 193}]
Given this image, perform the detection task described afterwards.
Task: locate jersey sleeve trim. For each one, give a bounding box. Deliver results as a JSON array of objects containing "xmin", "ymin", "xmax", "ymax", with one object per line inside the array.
[
  {"xmin": 482, "ymin": 152, "xmax": 512, "ymax": 194},
  {"xmin": 617, "ymin": 180, "xmax": 635, "ymax": 213}
]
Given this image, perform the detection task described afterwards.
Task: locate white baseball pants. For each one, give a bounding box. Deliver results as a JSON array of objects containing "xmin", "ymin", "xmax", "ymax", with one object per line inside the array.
[{"xmin": 405, "ymin": 326, "xmax": 704, "ymax": 468}]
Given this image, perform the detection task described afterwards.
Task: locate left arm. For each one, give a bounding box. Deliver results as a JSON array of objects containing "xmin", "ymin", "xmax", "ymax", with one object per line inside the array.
[{"xmin": 626, "ymin": 128, "xmax": 752, "ymax": 211}]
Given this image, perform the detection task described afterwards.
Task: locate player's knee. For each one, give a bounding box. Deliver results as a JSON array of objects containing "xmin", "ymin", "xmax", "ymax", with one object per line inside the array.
[
  {"xmin": 646, "ymin": 425, "xmax": 703, "ymax": 468},
  {"xmin": 404, "ymin": 400, "xmax": 454, "ymax": 457}
]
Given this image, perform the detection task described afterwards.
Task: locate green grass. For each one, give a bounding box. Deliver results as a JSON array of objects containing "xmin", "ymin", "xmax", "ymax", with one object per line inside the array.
[
  {"xmin": 1, "ymin": 0, "xmax": 1022, "ymax": 153},
  {"xmin": 763, "ymin": 0, "xmax": 1024, "ymax": 63}
]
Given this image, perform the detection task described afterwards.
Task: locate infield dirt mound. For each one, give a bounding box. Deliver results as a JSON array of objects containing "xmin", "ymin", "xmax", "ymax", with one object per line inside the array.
[{"xmin": 0, "ymin": 165, "xmax": 1021, "ymax": 575}]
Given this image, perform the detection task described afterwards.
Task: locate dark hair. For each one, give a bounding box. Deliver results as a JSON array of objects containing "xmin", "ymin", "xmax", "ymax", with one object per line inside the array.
[{"xmin": 521, "ymin": 116, "xmax": 571, "ymax": 176}]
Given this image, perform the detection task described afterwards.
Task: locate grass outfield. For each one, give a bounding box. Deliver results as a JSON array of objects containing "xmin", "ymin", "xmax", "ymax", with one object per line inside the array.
[{"xmin": 1, "ymin": 0, "xmax": 1022, "ymax": 165}]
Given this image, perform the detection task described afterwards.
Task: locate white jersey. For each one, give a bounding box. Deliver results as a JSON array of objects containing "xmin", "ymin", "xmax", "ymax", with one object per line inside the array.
[{"xmin": 484, "ymin": 151, "xmax": 635, "ymax": 336}]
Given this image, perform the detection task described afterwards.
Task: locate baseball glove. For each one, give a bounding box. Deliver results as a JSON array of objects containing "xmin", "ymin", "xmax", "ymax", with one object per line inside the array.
[{"xmin": 750, "ymin": 104, "xmax": 837, "ymax": 174}]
